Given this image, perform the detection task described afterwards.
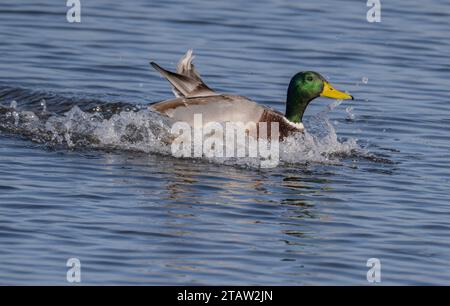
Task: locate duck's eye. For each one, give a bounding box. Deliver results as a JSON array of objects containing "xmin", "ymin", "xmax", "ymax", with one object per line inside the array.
[{"xmin": 306, "ymin": 76, "xmax": 313, "ymax": 82}]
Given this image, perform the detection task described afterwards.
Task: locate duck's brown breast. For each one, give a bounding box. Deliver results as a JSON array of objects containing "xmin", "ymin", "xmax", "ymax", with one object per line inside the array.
[{"xmin": 257, "ymin": 109, "xmax": 304, "ymax": 141}]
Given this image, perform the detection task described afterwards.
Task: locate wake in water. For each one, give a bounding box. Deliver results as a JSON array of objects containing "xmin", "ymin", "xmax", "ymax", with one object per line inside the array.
[{"xmin": 0, "ymin": 86, "xmax": 376, "ymax": 168}]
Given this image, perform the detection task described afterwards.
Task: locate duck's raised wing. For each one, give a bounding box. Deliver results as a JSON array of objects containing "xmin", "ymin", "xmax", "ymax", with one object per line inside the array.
[{"xmin": 150, "ymin": 49, "xmax": 217, "ymax": 98}]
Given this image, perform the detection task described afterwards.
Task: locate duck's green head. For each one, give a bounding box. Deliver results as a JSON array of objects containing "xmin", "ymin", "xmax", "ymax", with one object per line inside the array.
[{"xmin": 285, "ymin": 71, "xmax": 353, "ymax": 123}]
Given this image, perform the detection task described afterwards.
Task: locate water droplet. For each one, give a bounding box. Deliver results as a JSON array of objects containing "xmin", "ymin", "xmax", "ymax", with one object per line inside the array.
[
  {"xmin": 12, "ymin": 111, "xmax": 19, "ymax": 126},
  {"xmin": 40, "ymin": 99, "xmax": 47, "ymax": 112},
  {"xmin": 346, "ymin": 106, "xmax": 355, "ymax": 120},
  {"xmin": 327, "ymin": 99, "xmax": 343, "ymax": 110}
]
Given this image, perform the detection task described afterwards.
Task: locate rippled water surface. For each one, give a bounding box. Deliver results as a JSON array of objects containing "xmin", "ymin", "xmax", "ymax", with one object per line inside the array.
[{"xmin": 1, "ymin": 0, "xmax": 450, "ymax": 285}]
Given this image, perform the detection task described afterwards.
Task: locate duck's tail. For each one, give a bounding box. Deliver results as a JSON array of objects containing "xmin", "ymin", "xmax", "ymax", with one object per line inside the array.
[
  {"xmin": 175, "ymin": 49, "xmax": 202, "ymax": 82},
  {"xmin": 150, "ymin": 49, "xmax": 216, "ymax": 98}
]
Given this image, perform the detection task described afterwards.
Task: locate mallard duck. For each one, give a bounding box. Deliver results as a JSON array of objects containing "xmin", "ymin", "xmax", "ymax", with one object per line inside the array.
[{"xmin": 149, "ymin": 50, "xmax": 353, "ymax": 140}]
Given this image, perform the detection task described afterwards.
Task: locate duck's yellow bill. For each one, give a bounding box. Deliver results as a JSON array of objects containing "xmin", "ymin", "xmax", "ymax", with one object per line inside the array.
[{"xmin": 320, "ymin": 82, "xmax": 353, "ymax": 100}]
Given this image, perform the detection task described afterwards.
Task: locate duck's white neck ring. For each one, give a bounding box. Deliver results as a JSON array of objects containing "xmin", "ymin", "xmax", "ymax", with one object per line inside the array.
[{"xmin": 285, "ymin": 119, "xmax": 304, "ymax": 131}]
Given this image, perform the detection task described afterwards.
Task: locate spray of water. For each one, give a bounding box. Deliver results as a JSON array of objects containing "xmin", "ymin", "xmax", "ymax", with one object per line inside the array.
[{"xmin": 0, "ymin": 98, "xmax": 366, "ymax": 168}]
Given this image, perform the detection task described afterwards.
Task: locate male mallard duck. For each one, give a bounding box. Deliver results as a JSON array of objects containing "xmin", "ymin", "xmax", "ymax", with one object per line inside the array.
[{"xmin": 149, "ymin": 50, "xmax": 353, "ymax": 140}]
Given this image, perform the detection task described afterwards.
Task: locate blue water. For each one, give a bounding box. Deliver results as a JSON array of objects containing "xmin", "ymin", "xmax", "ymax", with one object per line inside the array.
[{"xmin": 1, "ymin": 0, "xmax": 450, "ymax": 285}]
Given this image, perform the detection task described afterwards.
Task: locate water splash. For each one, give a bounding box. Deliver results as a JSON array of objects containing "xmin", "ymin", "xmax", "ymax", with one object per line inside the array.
[
  {"xmin": 346, "ymin": 106, "xmax": 355, "ymax": 120},
  {"xmin": 41, "ymin": 106, "xmax": 173, "ymax": 154},
  {"xmin": 10, "ymin": 100, "xmax": 17, "ymax": 109},
  {"xmin": 327, "ymin": 99, "xmax": 344, "ymax": 111},
  {"xmin": 0, "ymin": 87, "xmax": 373, "ymax": 168},
  {"xmin": 8, "ymin": 100, "xmax": 20, "ymax": 126},
  {"xmin": 0, "ymin": 106, "xmax": 367, "ymax": 168}
]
